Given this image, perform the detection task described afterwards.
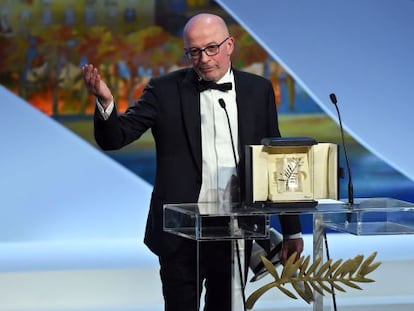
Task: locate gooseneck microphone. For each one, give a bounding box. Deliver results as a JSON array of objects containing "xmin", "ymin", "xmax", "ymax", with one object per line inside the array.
[
  {"xmin": 218, "ymin": 98, "xmax": 238, "ymax": 171},
  {"xmin": 218, "ymin": 98, "xmax": 246, "ymax": 311},
  {"xmin": 329, "ymin": 93, "xmax": 354, "ymax": 206},
  {"xmin": 218, "ymin": 98, "xmax": 241, "ymax": 204}
]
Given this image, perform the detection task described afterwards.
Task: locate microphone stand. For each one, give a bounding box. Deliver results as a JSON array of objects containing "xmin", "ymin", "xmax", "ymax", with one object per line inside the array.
[
  {"xmin": 327, "ymin": 92, "xmax": 356, "ymax": 311},
  {"xmin": 329, "ymin": 93, "xmax": 354, "ymax": 207},
  {"xmin": 218, "ymin": 98, "xmax": 246, "ymax": 311}
]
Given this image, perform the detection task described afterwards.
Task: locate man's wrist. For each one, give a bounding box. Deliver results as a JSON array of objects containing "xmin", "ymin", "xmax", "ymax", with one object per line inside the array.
[
  {"xmin": 96, "ymin": 98, "xmax": 114, "ymax": 120},
  {"xmin": 97, "ymin": 95, "xmax": 113, "ymax": 109},
  {"xmin": 284, "ymin": 232, "xmax": 302, "ymax": 240}
]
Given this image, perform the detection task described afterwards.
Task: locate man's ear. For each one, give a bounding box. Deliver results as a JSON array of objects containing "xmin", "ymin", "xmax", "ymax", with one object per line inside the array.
[{"xmin": 227, "ymin": 36, "xmax": 235, "ymax": 55}]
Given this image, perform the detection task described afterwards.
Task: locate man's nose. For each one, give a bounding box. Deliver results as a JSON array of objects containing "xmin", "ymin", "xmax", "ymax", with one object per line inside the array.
[{"xmin": 199, "ymin": 50, "xmax": 211, "ymax": 62}]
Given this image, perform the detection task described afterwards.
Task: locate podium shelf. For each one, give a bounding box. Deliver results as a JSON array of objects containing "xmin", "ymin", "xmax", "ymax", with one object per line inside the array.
[
  {"xmin": 164, "ymin": 202, "xmax": 269, "ymax": 240},
  {"xmin": 322, "ymin": 197, "xmax": 414, "ymax": 235},
  {"xmin": 163, "ymin": 198, "xmax": 414, "ymax": 240}
]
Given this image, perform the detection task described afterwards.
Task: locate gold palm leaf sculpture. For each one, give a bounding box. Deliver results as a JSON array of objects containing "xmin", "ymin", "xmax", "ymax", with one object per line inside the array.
[{"xmin": 246, "ymin": 251, "xmax": 381, "ymax": 309}]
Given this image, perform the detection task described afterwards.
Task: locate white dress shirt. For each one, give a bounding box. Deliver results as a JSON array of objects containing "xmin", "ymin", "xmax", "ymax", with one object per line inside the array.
[{"xmin": 197, "ymin": 69, "xmax": 239, "ymax": 203}]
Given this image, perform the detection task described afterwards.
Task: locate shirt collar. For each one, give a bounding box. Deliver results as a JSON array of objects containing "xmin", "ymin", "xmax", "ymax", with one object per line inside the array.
[{"xmin": 216, "ymin": 67, "xmax": 234, "ymax": 84}]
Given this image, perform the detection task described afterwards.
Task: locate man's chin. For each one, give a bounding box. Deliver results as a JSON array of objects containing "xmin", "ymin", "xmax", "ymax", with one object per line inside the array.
[{"xmin": 197, "ymin": 70, "xmax": 216, "ymax": 81}]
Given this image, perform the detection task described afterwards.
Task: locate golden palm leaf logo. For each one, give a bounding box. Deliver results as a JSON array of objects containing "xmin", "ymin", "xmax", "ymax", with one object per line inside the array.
[{"xmin": 246, "ymin": 252, "xmax": 381, "ymax": 309}]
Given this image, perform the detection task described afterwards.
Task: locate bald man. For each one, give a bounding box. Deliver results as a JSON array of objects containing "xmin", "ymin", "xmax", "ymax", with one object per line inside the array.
[{"xmin": 83, "ymin": 13, "xmax": 303, "ymax": 311}]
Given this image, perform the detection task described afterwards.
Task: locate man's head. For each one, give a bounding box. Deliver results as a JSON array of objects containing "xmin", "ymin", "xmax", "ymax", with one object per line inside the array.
[{"xmin": 183, "ymin": 13, "xmax": 234, "ymax": 82}]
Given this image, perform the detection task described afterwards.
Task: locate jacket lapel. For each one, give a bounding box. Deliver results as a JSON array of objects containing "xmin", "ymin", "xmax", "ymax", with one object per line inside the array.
[
  {"xmin": 234, "ymin": 70, "xmax": 254, "ymax": 152},
  {"xmin": 179, "ymin": 69, "xmax": 202, "ymax": 175}
]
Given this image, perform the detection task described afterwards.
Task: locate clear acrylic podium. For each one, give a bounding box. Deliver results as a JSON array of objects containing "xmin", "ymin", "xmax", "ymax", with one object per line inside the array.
[{"xmin": 164, "ymin": 198, "xmax": 414, "ymax": 311}]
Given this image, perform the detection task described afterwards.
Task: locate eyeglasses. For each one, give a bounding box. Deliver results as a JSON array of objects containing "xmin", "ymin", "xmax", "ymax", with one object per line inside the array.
[{"xmin": 184, "ymin": 37, "xmax": 230, "ymax": 60}]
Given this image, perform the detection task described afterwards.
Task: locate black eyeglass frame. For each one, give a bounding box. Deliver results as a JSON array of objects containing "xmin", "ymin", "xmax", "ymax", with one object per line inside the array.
[{"xmin": 184, "ymin": 37, "xmax": 230, "ymax": 60}]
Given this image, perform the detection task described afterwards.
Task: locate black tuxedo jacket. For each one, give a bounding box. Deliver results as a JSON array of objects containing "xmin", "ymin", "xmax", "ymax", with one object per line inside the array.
[{"xmin": 94, "ymin": 67, "xmax": 301, "ymax": 257}]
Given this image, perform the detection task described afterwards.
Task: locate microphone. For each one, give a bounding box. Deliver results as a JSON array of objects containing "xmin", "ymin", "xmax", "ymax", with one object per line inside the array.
[
  {"xmin": 218, "ymin": 98, "xmax": 246, "ymax": 311},
  {"xmin": 329, "ymin": 93, "xmax": 354, "ymax": 206},
  {"xmin": 218, "ymin": 98, "xmax": 238, "ymax": 170},
  {"xmin": 218, "ymin": 98, "xmax": 240, "ymax": 204}
]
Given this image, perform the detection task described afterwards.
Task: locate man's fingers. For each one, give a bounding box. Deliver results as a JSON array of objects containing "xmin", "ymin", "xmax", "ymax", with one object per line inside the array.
[
  {"xmin": 81, "ymin": 64, "xmax": 113, "ymax": 106},
  {"xmin": 82, "ymin": 65, "xmax": 101, "ymax": 96}
]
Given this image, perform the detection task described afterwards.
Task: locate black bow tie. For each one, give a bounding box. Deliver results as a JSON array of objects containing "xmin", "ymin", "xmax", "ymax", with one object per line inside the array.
[{"xmin": 197, "ymin": 80, "xmax": 233, "ymax": 92}]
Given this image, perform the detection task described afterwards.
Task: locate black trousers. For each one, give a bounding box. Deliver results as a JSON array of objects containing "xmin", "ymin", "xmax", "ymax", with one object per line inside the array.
[{"xmin": 159, "ymin": 240, "xmax": 233, "ymax": 311}]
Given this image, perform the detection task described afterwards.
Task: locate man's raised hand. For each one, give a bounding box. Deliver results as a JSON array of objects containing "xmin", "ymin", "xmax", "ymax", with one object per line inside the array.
[{"xmin": 82, "ymin": 64, "xmax": 114, "ymax": 109}]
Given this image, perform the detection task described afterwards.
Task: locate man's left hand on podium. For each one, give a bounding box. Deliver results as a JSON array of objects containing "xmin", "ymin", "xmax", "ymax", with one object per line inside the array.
[{"xmin": 281, "ymin": 238, "xmax": 304, "ymax": 264}]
